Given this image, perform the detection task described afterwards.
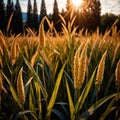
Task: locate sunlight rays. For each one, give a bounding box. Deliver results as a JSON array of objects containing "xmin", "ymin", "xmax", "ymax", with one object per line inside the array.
[{"xmin": 71, "ymin": 0, "xmax": 83, "ymax": 8}]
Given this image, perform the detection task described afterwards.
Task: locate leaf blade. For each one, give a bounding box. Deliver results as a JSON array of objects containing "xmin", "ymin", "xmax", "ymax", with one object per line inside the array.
[
  {"xmin": 45, "ymin": 63, "xmax": 66, "ymax": 120},
  {"xmin": 66, "ymin": 80, "xmax": 75, "ymax": 120}
]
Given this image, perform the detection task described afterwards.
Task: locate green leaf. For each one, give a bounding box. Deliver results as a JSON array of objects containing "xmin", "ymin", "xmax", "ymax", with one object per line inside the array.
[
  {"xmin": 52, "ymin": 109, "xmax": 67, "ymax": 120},
  {"xmin": 25, "ymin": 77, "xmax": 33, "ymax": 96},
  {"xmin": 66, "ymin": 80, "xmax": 75, "ymax": 120},
  {"xmin": 23, "ymin": 57, "xmax": 47, "ymax": 100},
  {"xmin": 45, "ymin": 63, "xmax": 66, "ymax": 120},
  {"xmin": 1, "ymin": 70, "xmax": 21, "ymax": 108},
  {"xmin": 25, "ymin": 77, "xmax": 33, "ymax": 88},
  {"xmin": 79, "ymin": 93, "xmax": 117, "ymax": 120},
  {"xmin": 100, "ymin": 107, "xmax": 116, "ymax": 120},
  {"xmin": 64, "ymin": 71, "xmax": 74, "ymax": 86},
  {"xmin": 55, "ymin": 102, "xmax": 69, "ymax": 117},
  {"xmin": 15, "ymin": 110, "xmax": 38, "ymax": 120},
  {"xmin": 10, "ymin": 85, "xmax": 22, "ymax": 108},
  {"xmin": 99, "ymin": 97, "xmax": 116, "ymax": 120},
  {"xmin": 34, "ymin": 80, "xmax": 42, "ymax": 117},
  {"xmin": 75, "ymin": 69, "xmax": 96, "ymax": 114},
  {"xmin": 29, "ymin": 84, "xmax": 35, "ymax": 112}
]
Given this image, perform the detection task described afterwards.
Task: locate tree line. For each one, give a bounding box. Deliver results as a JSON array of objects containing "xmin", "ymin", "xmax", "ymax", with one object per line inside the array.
[{"xmin": 0, "ymin": 0, "xmax": 120, "ymax": 35}]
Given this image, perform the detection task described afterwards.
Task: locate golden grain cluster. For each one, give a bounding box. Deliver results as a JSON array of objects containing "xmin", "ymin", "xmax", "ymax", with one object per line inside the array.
[
  {"xmin": 17, "ymin": 67, "xmax": 25, "ymax": 105},
  {"xmin": 0, "ymin": 72, "xmax": 3, "ymax": 94},
  {"xmin": 96, "ymin": 51, "xmax": 107, "ymax": 85},
  {"xmin": 0, "ymin": 16, "xmax": 120, "ymax": 120},
  {"xmin": 74, "ymin": 43, "xmax": 87, "ymax": 89},
  {"xmin": 115, "ymin": 60, "xmax": 120, "ymax": 90}
]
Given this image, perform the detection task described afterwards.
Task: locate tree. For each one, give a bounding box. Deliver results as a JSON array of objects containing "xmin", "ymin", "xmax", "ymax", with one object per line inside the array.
[
  {"xmin": 101, "ymin": 13, "xmax": 120, "ymax": 33},
  {"xmin": 14, "ymin": 0, "xmax": 23, "ymax": 34},
  {"xmin": 40, "ymin": 0, "xmax": 47, "ymax": 21},
  {"xmin": 0, "ymin": 0, "xmax": 6, "ymax": 33},
  {"xmin": 40, "ymin": 0, "xmax": 48, "ymax": 31},
  {"xmin": 79, "ymin": 0, "xmax": 101, "ymax": 31},
  {"xmin": 6, "ymin": 0, "xmax": 14, "ymax": 21},
  {"xmin": 6, "ymin": 0, "xmax": 14, "ymax": 34},
  {"xmin": 52, "ymin": 0, "xmax": 61, "ymax": 32},
  {"xmin": 26, "ymin": 0, "xmax": 33, "ymax": 30},
  {"xmin": 89, "ymin": 0, "xmax": 101, "ymax": 27},
  {"xmin": 53, "ymin": 0, "xmax": 59, "ymax": 15},
  {"xmin": 33, "ymin": 0, "xmax": 38, "ymax": 31}
]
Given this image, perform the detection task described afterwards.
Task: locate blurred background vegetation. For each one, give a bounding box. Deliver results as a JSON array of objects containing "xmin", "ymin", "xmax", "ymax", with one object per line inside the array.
[{"xmin": 0, "ymin": 0, "xmax": 120, "ymax": 35}]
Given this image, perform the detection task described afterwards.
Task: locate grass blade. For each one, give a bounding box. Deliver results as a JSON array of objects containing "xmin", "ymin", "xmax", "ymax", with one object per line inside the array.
[
  {"xmin": 75, "ymin": 69, "xmax": 96, "ymax": 114},
  {"xmin": 34, "ymin": 80, "xmax": 42, "ymax": 117},
  {"xmin": 29, "ymin": 84, "xmax": 35, "ymax": 112},
  {"xmin": 15, "ymin": 110, "xmax": 38, "ymax": 120},
  {"xmin": 45, "ymin": 63, "xmax": 66, "ymax": 120},
  {"xmin": 23, "ymin": 57, "xmax": 47, "ymax": 100},
  {"xmin": 52, "ymin": 109, "xmax": 67, "ymax": 120},
  {"xmin": 79, "ymin": 93, "xmax": 117, "ymax": 120},
  {"xmin": 66, "ymin": 80, "xmax": 75, "ymax": 120},
  {"xmin": 6, "ymin": 12, "xmax": 14, "ymax": 33},
  {"xmin": 1, "ymin": 70, "xmax": 21, "ymax": 108},
  {"xmin": 99, "ymin": 97, "xmax": 116, "ymax": 120}
]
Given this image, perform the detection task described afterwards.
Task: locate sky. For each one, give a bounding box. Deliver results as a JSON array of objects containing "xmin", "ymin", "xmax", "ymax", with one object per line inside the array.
[{"xmin": 4, "ymin": 0, "xmax": 120, "ymax": 15}]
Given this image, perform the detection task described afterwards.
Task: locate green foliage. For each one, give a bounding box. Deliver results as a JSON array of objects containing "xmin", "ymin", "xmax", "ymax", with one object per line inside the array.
[
  {"xmin": 0, "ymin": 17, "xmax": 120, "ymax": 120},
  {"xmin": 101, "ymin": 13, "xmax": 120, "ymax": 33},
  {"xmin": 78, "ymin": 0, "xmax": 101, "ymax": 30},
  {"xmin": 26, "ymin": 0, "xmax": 33, "ymax": 29},
  {"xmin": 45, "ymin": 62, "xmax": 66, "ymax": 120},
  {"xmin": 0, "ymin": 0, "xmax": 6, "ymax": 33}
]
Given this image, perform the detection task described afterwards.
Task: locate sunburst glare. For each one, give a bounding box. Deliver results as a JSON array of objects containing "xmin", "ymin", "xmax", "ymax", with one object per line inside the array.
[{"xmin": 71, "ymin": 0, "xmax": 83, "ymax": 8}]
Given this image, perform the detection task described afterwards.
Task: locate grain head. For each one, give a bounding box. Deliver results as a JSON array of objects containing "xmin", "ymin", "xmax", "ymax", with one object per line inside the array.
[
  {"xmin": 17, "ymin": 67, "xmax": 25, "ymax": 105},
  {"xmin": 115, "ymin": 60, "xmax": 120, "ymax": 91},
  {"xmin": 96, "ymin": 51, "xmax": 107, "ymax": 85}
]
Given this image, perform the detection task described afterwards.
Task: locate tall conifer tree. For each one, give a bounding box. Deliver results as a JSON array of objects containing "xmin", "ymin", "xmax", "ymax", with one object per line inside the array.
[
  {"xmin": 33, "ymin": 0, "xmax": 38, "ymax": 31},
  {"xmin": 14, "ymin": 0, "xmax": 23, "ymax": 34},
  {"xmin": 0, "ymin": 0, "xmax": 6, "ymax": 33},
  {"xmin": 52, "ymin": 0, "xmax": 61, "ymax": 31},
  {"xmin": 92, "ymin": 0, "xmax": 101, "ymax": 27},
  {"xmin": 6, "ymin": 0, "xmax": 14, "ymax": 34},
  {"xmin": 7, "ymin": 0, "xmax": 14, "ymax": 21},
  {"xmin": 26, "ymin": 0, "xmax": 33, "ymax": 29},
  {"xmin": 40, "ymin": 0, "xmax": 47, "ymax": 21},
  {"xmin": 40, "ymin": 0, "xmax": 48, "ymax": 31},
  {"xmin": 53, "ymin": 0, "xmax": 59, "ymax": 14}
]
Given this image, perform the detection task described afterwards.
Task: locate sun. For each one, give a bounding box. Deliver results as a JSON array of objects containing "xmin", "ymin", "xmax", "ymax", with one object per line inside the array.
[{"xmin": 71, "ymin": 0, "xmax": 83, "ymax": 8}]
